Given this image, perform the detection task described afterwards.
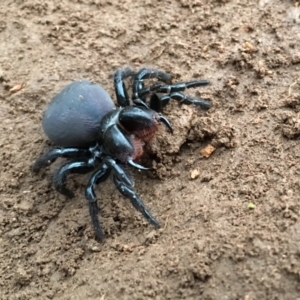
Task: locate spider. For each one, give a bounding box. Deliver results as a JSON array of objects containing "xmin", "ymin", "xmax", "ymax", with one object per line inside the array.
[{"xmin": 32, "ymin": 67, "xmax": 211, "ymax": 240}]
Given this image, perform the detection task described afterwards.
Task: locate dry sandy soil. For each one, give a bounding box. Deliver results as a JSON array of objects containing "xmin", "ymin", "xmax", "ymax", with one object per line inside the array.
[{"xmin": 1, "ymin": 0, "xmax": 300, "ymax": 299}]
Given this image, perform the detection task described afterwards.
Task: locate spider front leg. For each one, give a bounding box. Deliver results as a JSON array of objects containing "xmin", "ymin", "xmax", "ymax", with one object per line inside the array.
[
  {"xmin": 159, "ymin": 92, "xmax": 211, "ymax": 110},
  {"xmin": 138, "ymin": 80, "xmax": 209, "ymax": 98},
  {"xmin": 132, "ymin": 68, "xmax": 172, "ymax": 107},
  {"xmin": 114, "ymin": 67, "xmax": 136, "ymax": 107},
  {"xmin": 140, "ymin": 80, "xmax": 211, "ymax": 112},
  {"xmin": 132, "ymin": 68, "xmax": 172, "ymax": 98},
  {"xmin": 112, "ymin": 175, "xmax": 160, "ymax": 228}
]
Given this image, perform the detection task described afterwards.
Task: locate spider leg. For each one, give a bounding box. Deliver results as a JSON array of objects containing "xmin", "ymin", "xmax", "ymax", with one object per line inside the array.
[
  {"xmin": 148, "ymin": 93, "xmax": 164, "ymax": 112},
  {"xmin": 102, "ymin": 157, "xmax": 134, "ymax": 187},
  {"xmin": 132, "ymin": 68, "xmax": 172, "ymax": 103},
  {"xmin": 85, "ymin": 163, "xmax": 111, "ymax": 240},
  {"xmin": 53, "ymin": 160, "xmax": 95, "ymax": 198},
  {"xmin": 138, "ymin": 80, "xmax": 209, "ymax": 98},
  {"xmin": 113, "ymin": 175, "xmax": 160, "ymax": 228},
  {"xmin": 114, "ymin": 67, "xmax": 136, "ymax": 107},
  {"xmin": 32, "ymin": 147, "xmax": 92, "ymax": 173},
  {"xmin": 160, "ymin": 92, "xmax": 211, "ymax": 110},
  {"xmin": 137, "ymin": 80, "xmax": 211, "ymax": 112}
]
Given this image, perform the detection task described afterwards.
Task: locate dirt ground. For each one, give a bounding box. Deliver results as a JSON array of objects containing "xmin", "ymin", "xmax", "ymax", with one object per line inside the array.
[{"xmin": 1, "ymin": 0, "xmax": 300, "ymax": 299}]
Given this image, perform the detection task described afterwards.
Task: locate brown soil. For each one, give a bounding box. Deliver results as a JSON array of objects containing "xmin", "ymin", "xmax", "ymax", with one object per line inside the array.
[{"xmin": 1, "ymin": 0, "xmax": 300, "ymax": 299}]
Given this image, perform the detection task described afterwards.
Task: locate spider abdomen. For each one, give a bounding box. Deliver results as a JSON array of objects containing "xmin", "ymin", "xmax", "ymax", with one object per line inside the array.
[{"xmin": 42, "ymin": 80, "xmax": 115, "ymax": 147}]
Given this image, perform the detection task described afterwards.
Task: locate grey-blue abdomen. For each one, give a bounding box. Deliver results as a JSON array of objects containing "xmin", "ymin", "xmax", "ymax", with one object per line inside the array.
[{"xmin": 42, "ymin": 80, "xmax": 115, "ymax": 147}]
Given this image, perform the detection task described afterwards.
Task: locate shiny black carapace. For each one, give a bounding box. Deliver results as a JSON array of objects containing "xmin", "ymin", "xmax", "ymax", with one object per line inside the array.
[{"xmin": 32, "ymin": 67, "xmax": 211, "ymax": 240}]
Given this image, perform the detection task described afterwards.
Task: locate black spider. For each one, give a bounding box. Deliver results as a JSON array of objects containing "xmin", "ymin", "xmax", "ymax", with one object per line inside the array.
[{"xmin": 32, "ymin": 67, "xmax": 211, "ymax": 240}]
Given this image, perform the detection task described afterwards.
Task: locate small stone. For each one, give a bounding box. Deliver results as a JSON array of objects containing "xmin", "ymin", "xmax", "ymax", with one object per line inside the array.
[
  {"xmin": 190, "ymin": 169, "xmax": 200, "ymax": 179},
  {"xmin": 200, "ymin": 144, "xmax": 216, "ymax": 158}
]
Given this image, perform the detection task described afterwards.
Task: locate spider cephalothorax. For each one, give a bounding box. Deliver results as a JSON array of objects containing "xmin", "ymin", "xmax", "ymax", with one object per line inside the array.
[{"xmin": 32, "ymin": 67, "xmax": 211, "ymax": 240}]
